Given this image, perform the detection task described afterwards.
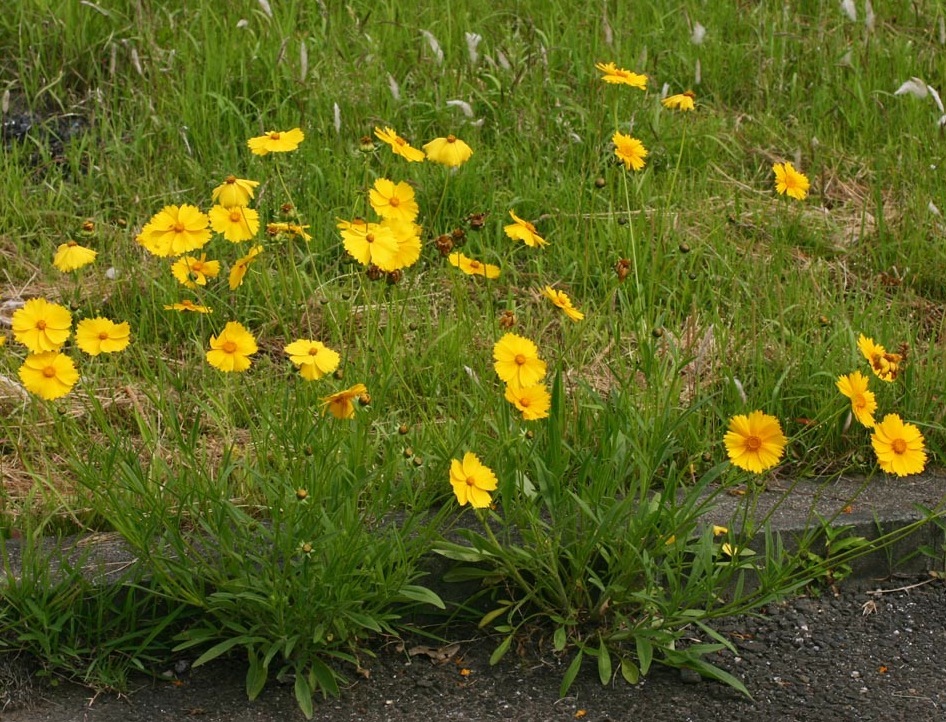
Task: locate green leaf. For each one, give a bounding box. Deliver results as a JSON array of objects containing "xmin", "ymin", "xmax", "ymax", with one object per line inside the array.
[
  {"xmin": 685, "ymin": 658, "xmax": 752, "ymax": 699},
  {"xmin": 621, "ymin": 657, "xmax": 640, "ymax": 685},
  {"xmin": 489, "ymin": 634, "xmax": 513, "ymax": 666},
  {"xmin": 553, "ymin": 626, "xmax": 567, "ymax": 652},
  {"xmin": 597, "ymin": 638, "xmax": 612, "ymax": 685},
  {"xmin": 636, "ymin": 636, "xmax": 653, "ymax": 675},
  {"xmin": 245, "ymin": 650, "xmax": 268, "ymax": 701},
  {"xmin": 309, "ymin": 657, "xmax": 340, "ymax": 697},
  {"xmin": 294, "ymin": 670, "xmax": 314, "ymax": 720},
  {"xmin": 559, "ymin": 650, "xmax": 583, "ymax": 697},
  {"xmin": 398, "ymin": 584, "xmax": 445, "ymax": 609},
  {"xmin": 191, "ymin": 635, "xmax": 256, "ymax": 668},
  {"xmin": 432, "ymin": 544, "xmax": 492, "ymax": 563},
  {"xmin": 479, "ymin": 604, "xmax": 511, "ymax": 629}
]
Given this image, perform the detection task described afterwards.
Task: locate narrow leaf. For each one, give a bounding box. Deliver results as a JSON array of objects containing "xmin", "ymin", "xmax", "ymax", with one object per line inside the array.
[
  {"xmin": 559, "ymin": 650, "xmax": 583, "ymax": 697},
  {"xmin": 597, "ymin": 638, "xmax": 612, "ymax": 685},
  {"xmin": 294, "ymin": 671, "xmax": 314, "ymax": 720},
  {"xmin": 621, "ymin": 657, "xmax": 640, "ymax": 685},
  {"xmin": 489, "ymin": 635, "xmax": 513, "ymax": 666}
]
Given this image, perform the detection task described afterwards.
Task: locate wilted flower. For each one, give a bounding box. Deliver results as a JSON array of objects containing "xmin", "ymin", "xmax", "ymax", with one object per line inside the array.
[
  {"xmin": 871, "ymin": 413, "xmax": 926, "ymax": 477},
  {"xmin": 18, "ymin": 351, "xmax": 79, "ymax": 400},
  {"xmin": 209, "ymin": 205, "xmax": 260, "ymax": 242},
  {"xmin": 137, "ymin": 205, "xmax": 212, "ymax": 257},
  {"xmin": 171, "ymin": 254, "xmax": 221, "ymax": 289},
  {"xmin": 53, "ymin": 241, "xmax": 97, "ymax": 272},
  {"xmin": 595, "ymin": 62, "xmax": 647, "ymax": 90},
  {"xmin": 164, "ymin": 299, "xmax": 213, "ymax": 313},
  {"xmin": 504, "ymin": 211, "xmax": 547, "ymax": 248},
  {"xmin": 369, "ymin": 178, "xmax": 419, "ymax": 222},
  {"xmin": 773, "ymin": 162, "xmax": 810, "ymax": 201},
  {"xmin": 857, "ymin": 334, "xmax": 901, "ymax": 382},
  {"xmin": 542, "ymin": 286, "xmax": 584, "ymax": 321},
  {"xmin": 75, "ymin": 318, "xmax": 131, "ymax": 355},
  {"xmin": 723, "ymin": 410, "xmax": 787, "ymax": 473},
  {"xmin": 284, "ymin": 339, "xmax": 341, "ymax": 380},
  {"xmin": 374, "ymin": 126, "xmax": 426, "ymax": 162},
  {"xmin": 423, "ymin": 135, "xmax": 473, "ymax": 167},
  {"xmin": 229, "ymin": 245, "xmax": 264, "ymax": 290},
  {"xmin": 206, "ymin": 321, "xmax": 258, "ymax": 372},
  {"xmin": 11, "ymin": 298, "xmax": 72, "ymax": 353},
  {"xmin": 449, "ymin": 252, "xmax": 500, "ymax": 278},
  {"xmin": 267, "ymin": 222, "xmax": 312, "ymax": 241},
  {"xmin": 449, "ymin": 451, "xmax": 498, "ymax": 508},
  {"xmin": 493, "ymin": 333, "xmax": 546, "ymax": 388},
  {"xmin": 612, "ymin": 131, "xmax": 648, "ymax": 171},
  {"xmin": 836, "ymin": 371, "xmax": 876, "ymax": 428},
  {"xmin": 246, "ymin": 128, "xmax": 304, "ymax": 156},
  {"xmin": 321, "ymin": 383, "xmax": 368, "ymax": 419},
  {"xmin": 504, "ymin": 383, "xmax": 551, "ymax": 421},
  {"xmin": 661, "ymin": 91, "xmax": 696, "ymax": 112},
  {"xmin": 212, "ymin": 176, "xmax": 260, "ymax": 208}
]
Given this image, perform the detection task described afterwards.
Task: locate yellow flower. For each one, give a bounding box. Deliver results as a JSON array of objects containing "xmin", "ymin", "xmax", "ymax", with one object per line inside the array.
[
  {"xmin": 164, "ymin": 299, "xmax": 213, "ymax": 314},
  {"xmin": 246, "ymin": 128, "xmax": 304, "ymax": 156},
  {"xmin": 493, "ymin": 333, "xmax": 546, "ymax": 388},
  {"xmin": 723, "ymin": 410, "xmax": 787, "ymax": 473},
  {"xmin": 712, "ymin": 525, "xmax": 729, "ymax": 536},
  {"xmin": 542, "ymin": 286, "xmax": 584, "ymax": 321},
  {"xmin": 284, "ymin": 339, "xmax": 341, "ymax": 380},
  {"xmin": 75, "ymin": 318, "xmax": 131, "ymax": 355},
  {"xmin": 321, "ymin": 383, "xmax": 368, "ymax": 419},
  {"xmin": 18, "ymin": 351, "xmax": 79, "ymax": 400},
  {"xmin": 448, "ymin": 252, "xmax": 500, "ymax": 279},
  {"xmin": 209, "ymin": 205, "xmax": 260, "ymax": 243},
  {"xmin": 267, "ymin": 222, "xmax": 312, "ymax": 241},
  {"xmin": 374, "ymin": 126, "xmax": 426, "ymax": 162},
  {"xmin": 378, "ymin": 219, "xmax": 422, "ymax": 271},
  {"xmin": 0, "ymin": 334, "xmax": 5, "ymax": 347},
  {"xmin": 339, "ymin": 220, "xmax": 399, "ymax": 269},
  {"xmin": 449, "ymin": 451, "xmax": 498, "ymax": 509},
  {"xmin": 594, "ymin": 62, "xmax": 648, "ymax": 90},
  {"xmin": 504, "ymin": 211, "xmax": 547, "ymax": 248},
  {"xmin": 773, "ymin": 161, "xmax": 810, "ymax": 201},
  {"xmin": 137, "ymin": 205, "xmax": 212, "ymax": 257},
  {"xmin": 612, "ymin": 131, "xmax": 648, "ymax": 171},
  {"xmin": 857, "ymin": 334, "xmax": 901, "ymax": 383},
  {"xmin": 206, "ymin": 321, "xmax": 258, "ymax": 372},
  {"xmin": 229, "ymin": 245, "xmax": 264, "ymax": 290},
  {"xmin": 836, "ymin": 371, "xmax": 877, "ymax": 428},
  {"xmin": 661, "ymin": 91, "xmax": 696, "ymax": 111},
  {"xmin": 504, "ymin": 383, "xmax": 551, "ymax": 421},
  {"xmin": 423, "ymin": 134, "xmax": 473, "ymax": 167},
  {"xmin": 11, "ymin": 298, "xmax": 72, "ymax": 353},
  {"xmin": 171, "ymin": 254, "xmax": 221, "ymax": 289},
  {"xmin": 871, "ymin": 414, "xmax": 926, "ymax": 477},
  {"xmin": 212, "ymin": 176, "xmax": 260, "ymax": 208},
  {"xmin": 53, "ymin": 240, "xmax": 97, "ymax": 272},
  {"xmin": 369, "ymin": 178, "xmax": 419, "ymax": 223}
]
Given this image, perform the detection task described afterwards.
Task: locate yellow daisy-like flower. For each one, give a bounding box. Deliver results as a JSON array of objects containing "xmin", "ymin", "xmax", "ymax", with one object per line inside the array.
[
  {"xmin": 137, "ymin": 205, "xmax": 212, "ymax": 258},
  {"xmin": 339, "ymin": 220, "xmax": 399, "ymax": 270},
  {"xmin": 423, "ymin": 134, "xmax": 473, "ymax": 167},
  {"xmin": 164, "ymin": 299, "xmax": 213, "ymax": 314},
  {"xmin": 871, "ymin": 414, "xmax": 926, "ymax": 477},
  {"xmin": 206, "ymin": 321, "xmax": 258, "ymax": 373},
  {"xmin": 75, "ymin": 318, "xmax": 131, "ymax": 356},
  {"xmin": 448, "ymin": 252, "xmax": 500, "ymax": 279},
  {"xmin": 773, "ymin": 161, "xmax": 810, "ymax": 201},
  {"xmin": 246, "ymin": 128, "xmax": 304, "ymax": 156},
  {"xmin": 18, "ymin": 351, "xmax": 79, "ymax": 401},
  {"xmin": 504, "ymin": 383, "xmax": 551, "ymax": 421},
  {"xmin": 594, "ymin": 62, "xmax": 648, "ymax": 90},
  {"xmin": 369, "ymin": 178, "xmax": 419, "ymax": 223},
  {"xmin": 374, "ymin": 126, "xmax": 426, "ymax": 162},
  {"xmin": 0, "ymin": 334, "xmax": 5, "ymax": 347},
  {"xmin": 266, "ymin": 222, "xmax": 312, "ymax": 241},
  {"xmin": 378, "ymin": 219, "xmax": 423, "ymax": 271},
  {"xmin": 53, "ymin": 240, "xmax": 97, "ymax": 272},
  {"xmin": 542, "ymin": 286, "xmax": 584, "ymax": 322},
  {"xmin": 229, "ymin": 245, "xmax": 264, "ymax": 290},
  {"xmin": 612, "ymin": 131, "xmax": 648, "ymax": 171},
  {"xmin": 321, "ymin": 383, "xmax": 368, "ymax": 419},
  {"xmin": 11, "ymin": 298, "xmax": 72, "ymax": 353},
  {"xmin": 284, "ymin": 339, "xmax": 341, "ymax": 381},
  {"xmin": 493, "ymin": 333, "xmax": 547, "ymax": 389},
  {"xmin": 661, "ymin": 91, "xmax": 696, "ymax": 111},
  {"xmin": 836, "ymin": 370, "xmax": 877, "ymax": 428},
  {"xmin": 212, "ymin": 176, "xmax": 260, "ymax": 208},
  {"xmin": 209, "ymin": 205, "xmax": 260, "ymax": 243},
  {"xmin": 449, "ymin": 451, "xmax": 498, "ymax": 509},
  {"xmin": 857, "ymin": 334, "xmax": 901, "ymax": 383},
  {"xmin": 723, "ymin": 410, "xmax": 787, "ymax": 474},
  {"xmin": 171, "ymin": 254, "xmax": 221, "ymax": 289},
  {"xmin": 504, "ymin": 211, "xmax": 547, "ymax": 248}
]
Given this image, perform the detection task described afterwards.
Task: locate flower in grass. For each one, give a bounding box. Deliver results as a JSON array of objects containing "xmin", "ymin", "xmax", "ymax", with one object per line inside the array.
[
  {"xmin": 542, "ymin": 286, "xmax": 584, "ymax": 321},
  {"xmin": 423, "ymin": 134, "xmax": 473, "ymax": 167},
  {"xmin": 18, "ymin": 351, "xmax": 79, "ymax": 400},
  {"xmin": 836, "ymin": 371, "xmax": 877, "ymax": 428},
  {"xmin": 321, "ymin": 383, "xmax": 368, "ymax": 419},
  {"xmin": 612, "ymin": 131, "xmax": 648, "ymax": 171},
  {"xmin": 11, "ymin": 298, "xmax": 72, "ymax": 353},
  {"xmin": 229, "ymin": 245, "xmax": 264, "ymax": 290},
  {"xmin": 284, "ymin": 339, "xmax": 340, "ymax": 381},
  {"xmin": 449, "ymin": 252, "xmax": 500, "ymax": 279},
  {"xmin": 374, "ymin": 126, "xmax": 426, "ymax": 162},
  {"xmin": 266, "ymin": 222, "xmax": 312, "ymax": 241},
  {"xmin": 0, "ymin": 334, "xmax": 5, "ymax": 347},
  {"xmin": 378, "ymin": 219, "xmax": 423, "ymax": 271},
  {"xmin": 594, "ymin": 62, "xmax": 648, "ymax": 90},
  {"xmin": 339, "ymin": 219, "xmax": 399, "ymax": 270},
  {"xmin": 75, "ymin": 318, "xmax": 130, "ymax": 356},
  {"xmin": 53, "ymin": 240, "xmax": 97, "ymax": 272},
  {"xmin": 449, "ymin": 451, "xmax": 498, "ymax": 509},
  {"xmin": 171, "ymin": 254, "xmax": 220, "ymax": 289},
  {"xmin": 137, "ymin": 205, "xmax": 212, "ymax": 257},
  {"xmin": 369, "ymin": 178, "xmax": 419, "ymax": 223},
  {"xmin": 773, "ymin": 162, "xmax": 810, "ymax": 201},
  {"xmin": 209, "ymin": 205, "xmax": 260, "ymax": 243},
  {"xmin": 212, "ymin": 176, "xmax": 260, "ymax": 208},
  {"xmin": 504, "ymin": 211, "xmax": 547, "ymax": 248},
  {"xmin": 493, "ymin": 333, "xmax": 546, "ymax": 389},
  {"xmin": 712, "ymin": 525, "xmax": 729, "ymax": 536},
  {"xmin": 164, "ymin": 299, "xmax": 213, "ymax": 314},
  {"xmin": 246, "ymin": 128, "xmax": 304, "ymax": 156},
  {"xmin": 857, "ymin": 334, "xmax": 901, "ymax": 383},
  {"xmin": 871, "ymin": 414, "xmax": 926, "ymax": 477},
  {"xmin": 661, "ymin": 90, "xmax": 696, "ymax": 112},
  {"xmin": 504, "ymin": 383, "xmax": 551, "ymax": 421},
  {"xmin": 206, "ymin": 321, "xmax": 257, "ymax": 372},
  {"xmin": 723, "ymin": 410, "xmax": 787, "ymax": 474}
]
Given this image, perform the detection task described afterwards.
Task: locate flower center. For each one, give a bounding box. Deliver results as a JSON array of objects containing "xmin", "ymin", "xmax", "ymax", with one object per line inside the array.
[
  {"xmin": 43, "ymin": 366, "xmax": 57, "ymax": 378},
  {"xmin": 853, "ymin": 394, "xmax": 866, "ymax": 410},
  {"xmin": 36, "ymin": 320, "xmax": 47, "ymax": 330},
  {"xmin": 269, "ymin": 132, "xmax": 281, "ymax": 140},
  {"xmin": 229, "ymin": 211, "xmax": 242, "ymax": 223},
  {"xmin": 365, "ymin": 233, "xmax": 375, "ymax": 243},
  {"xmin": 67, "ymin": 240, "xmax": 78, "ymax": 248},
  {"xmin": 389, "ymin": 197, "xmax": 400, "ymax": 207},
  {"xmin": 225, "ymin": 175, "xmax": 236, "ymax": 184},
  {"xmin": 744, "ymin": 435, "xmax": 762, "ymax": 451},
  {"xmin": 222, "ymin": 341, "xmax": 238, "ymax": 353},
  {"xmin": 98, "ymin": 331, "xmax": 109, "ymax": 340},
  {"xmin": 466, "ymin": 476, "xmax": 477, "ymax": 487},
  {"xmin": 173, "ymin": 222, "xmax": 185, "ymax": 233},
  {"xmin": 395, "ymin": 137, "xmax": 406, "ymax": 146},
  {"xmin": 308, "ymin": 348, "xmax": 319, "ymax": 356},
  {"xmin": 181, "ymin": 301, "xmax": 195, "ymax": 308},
  {"xmin": 892, "ymin": 439, "xmax": 907, "ymax": 454},
  {"xmin": 514, "ymin": 354, "xmax": 527, "ymax": 365},
  {"xmin": 470, "ymin": 261, "xmax": 481, "ymax": 270},
  {"xmin": 446, "ymin": 135, "xmax": 456, "ymax": 143},
  {"xmin": 520, "ymin": 397, "xmax": 531, "ymax": 407}
]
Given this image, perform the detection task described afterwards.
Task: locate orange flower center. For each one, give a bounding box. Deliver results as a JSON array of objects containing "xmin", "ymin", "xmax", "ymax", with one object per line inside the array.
[
  {"xmin": 308, "ymin": 348, "xmax": 319, "ymax": 356},
  {"xmin": 36, "ymin": 320, "xmax": 47, "ymax": 330},
  {"xmin": 395, "ymin": 137, "xmax": 406, "ymax": 146},
  {"xmin": 892, "ymin": 439, "xmax": 907, "ymax": 454},
  {"xmin": 470, "ymin": 261, "xmax": 481, "ymax": 270},
  {"xmin": 173, "ymin": 222, "xmax": 185, "ymax": 233},
  {"xmin": 389, "ymin": 197, "xmax": 400, "ymax": 207},
  {"xmin": 744, "ymin": 435, "xmax": 762, "ymax": 451},
  {"xmin": 514, "ymin": 354, "xmax": 527, "ymax": 365},
  {"xmin": 269, "ymin": 132, "xmax": 280, "ymax": 140},
  {"xmin": 181, "ymin": 301, "xmax": 195, "ymax": 308},
  {"xmin": 222, "ymin": 341, "xmax": 238, "ymax": 353},
  {"xmin": 67, "ymin": 240, "xmax": 78, "ymax": 248},
  {"xmin": 446, "ymin": 135, "xmax": 456, "ymax": 143},
  {"xmin": 365, "ymin": 233, "xmax": 375, "ymax": 243},
  {"xmin": 98, "ymin": 331, "xmax": 109, "ymax": 340},
  {"xmin": 43, "ymin": 366, "xmax": 57, "ymax": 378},
  {"xmin": 519, "ymin": 397, "xmax": 531, "ymax": 407},
  {"xmin": 225, "ymin": 175, "xmax": 236, "ymax": 184},
  {"xmin": 229, "ymin": 210, "xmax": 242, "ymax": 223},
  {"xmin": 853, "ymin": 394, "xmax": 866, "ymax": 410},
  {"xmin": 466, "ymin": 476, "xmax": 477, "ymax": 487}
]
